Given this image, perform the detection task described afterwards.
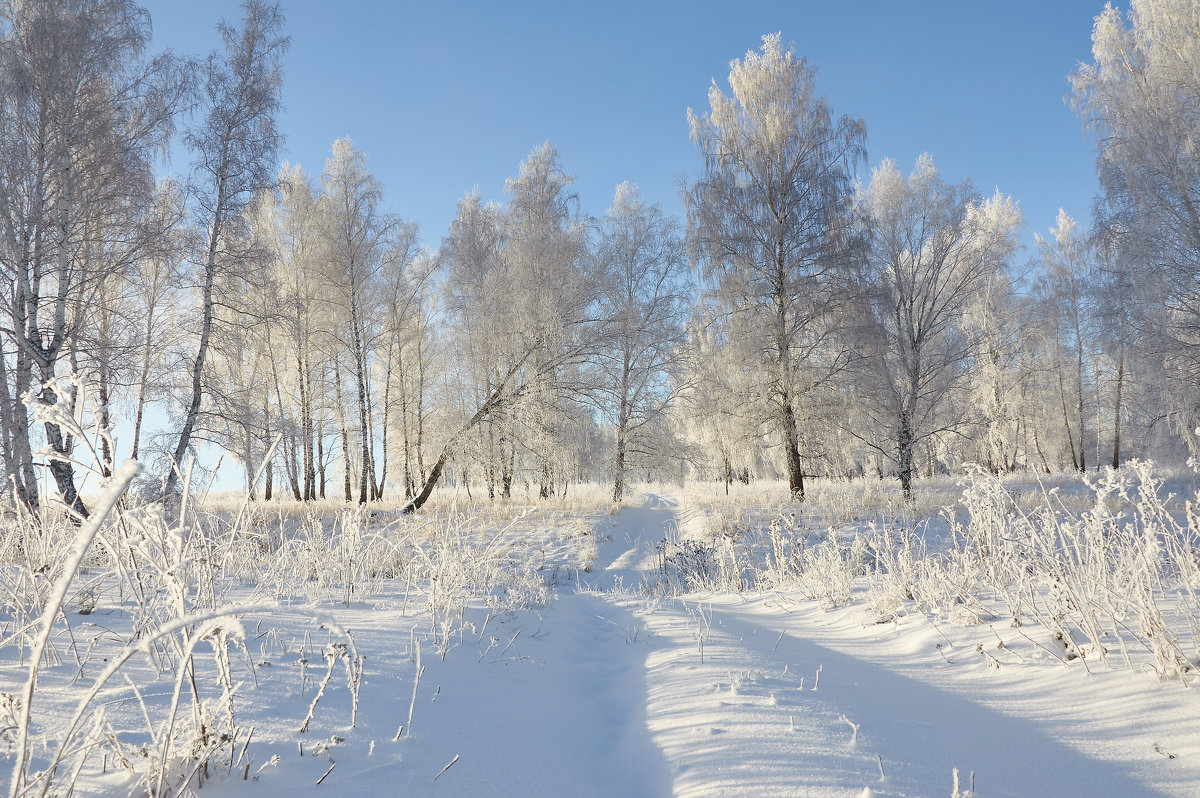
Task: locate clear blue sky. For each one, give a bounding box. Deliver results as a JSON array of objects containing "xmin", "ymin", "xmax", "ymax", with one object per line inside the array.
[{"xmin": 141, "ymin": 0, "xmax": 1109, "ymax": 258}]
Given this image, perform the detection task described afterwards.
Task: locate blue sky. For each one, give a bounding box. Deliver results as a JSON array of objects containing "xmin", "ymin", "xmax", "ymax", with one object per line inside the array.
[{"xmin": 142, "ymin": 0, "xmax": 1109, "ymax": 260}]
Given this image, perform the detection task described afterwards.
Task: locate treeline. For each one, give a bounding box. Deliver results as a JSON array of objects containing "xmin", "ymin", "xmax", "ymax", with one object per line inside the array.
[{"xmin": 0, "ymin": 1, "xmax": 1195, "ymax": 514}]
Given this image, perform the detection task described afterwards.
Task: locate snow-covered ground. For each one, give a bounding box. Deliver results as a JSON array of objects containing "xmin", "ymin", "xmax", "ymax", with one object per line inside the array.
[{"xmin": 5, "ymin": 480, "xmax": 1200, "ymax": 797}]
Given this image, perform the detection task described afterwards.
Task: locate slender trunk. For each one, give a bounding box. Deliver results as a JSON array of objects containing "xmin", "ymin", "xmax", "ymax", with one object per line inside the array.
[
  {"xmin": 266, "ymin": 333, "xmax": 300, "ymax": 500},
  {"xmin": 377, "ymin": 345, "xmax": 393, "ymax": 500},
  {"xmin": 96, "ymin": 364, "xmax": 114, "ymax": 478},
  {"xmin": 415, "ymin": 330, "xmax": 427, "ymax": 484},
  {"xmin": 263, "ymin": 397, "xmax": 275, "ymax": 501},
  {"xmin": 403, "ymin": 447, "xmax": 450, "ymax": 515},
  {"xmin": 1112, "ymin": 345, "xmax": 1124, "ymax": 469},
  {"xmin": 501, "ymin": 422, "xmax": 513, "ymax": 499},
  {"xmin": 244, "ymin": 425, "xmax": 257, "ymax": 501},
  {"xmin": 350, "ymin": 294, "xmax": 370, "ymax": 505},
  {"xmin": 484, "ymin": 421, "xmax": 495, "ymax": 500},
  {"xmin": 0, "ymin": 342, "xmax": 16, "ymax": 493},
  {"xmin": 539, "ymin": 460, "xmax": 551, "ymax": 500},
  {"xmin": 613, "ymin": 358, "xmax": 631, "ymax": 503},
  {"xmin": 613, "ymin": 430, "xmax": 626, "ymax": 503},
  {"xmin": 1032, "ymin": 425, "xmax": 1052, "ymax": 474},
  {"xmin": 399, "ymin": 348, "xmax": 413, "ymax": 497},
  {"xmin": 10, "ymin": 158, "xmax": 43, "ymax": 508},
  {"xmin": 166, "ymin": 203, "xmax": 223, "ymax": 498},
  {"xmin": 12, "ymin": 329, "xmax": 37, "ymax": 507},
  {"xmin": 334, "ymin": 358, "xmax": 353, "ymax": 502},
  {"xmin": 298, "ymin": 350, "xmax": 316, "ymax": 500},
  {"xmin": 1059, "ymin": 372, "xmax": 1079, "ymax": 470},
  {"xmin": 42, "ymin": 381, "xmax": 88, "ymax": 519},
  {"xmin": 1076, "ymin": 347, "xmax": 1086, "ymax": 473},
  {"xmin": 316, "ymin": 416, "xmax": 327, "ymax": 499}
]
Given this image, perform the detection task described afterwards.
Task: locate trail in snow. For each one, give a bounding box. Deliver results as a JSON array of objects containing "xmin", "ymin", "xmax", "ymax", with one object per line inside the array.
[
  {"xmin": 196, "ymin": 491, "xmax": 1199, "ymax": 797},
  {"xmin": 585, "ymin": 492, "xmax": 1189, "ymax": 797},
  {"xmin": 582, "ymin": 492, "xmax": 678, "ymax": 592},
  {"xmin": 637, "ymin": 600, "xmax": 1170, "ymax": 797}
]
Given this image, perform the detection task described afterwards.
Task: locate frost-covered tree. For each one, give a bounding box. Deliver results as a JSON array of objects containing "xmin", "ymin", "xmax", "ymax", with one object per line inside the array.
[
  {"xmin": 0, "ymin": 0, "xmax": 185, "ymax": 514},
  {"xmin": 441, "ymin": 191, "xmax": 513, "ymax": 498},
  {"xmin": 1072, "ymin": 0, "xmax": 1200, "ymax": 444},
  {"xmin": 502, "ymin": 143, "xmax": 593, "ymax": 498},
  {"xmin": 961, "ymin": 247, "xmax": 1030, "ymax": 473},
  {"xmin": 257, "ymin": 165, "xmax": 318, "ymax": 498},
  {"xmin": 407, "ymin": 143, "xmax": 595, "ymax": 512},
  {"xmin": 372, "ymin": 220, "xmax": 426, "ymax": 499},
  {"xmin": 166, "ymin": 0, "xmax": 287, "ymax": 499},
  {"xmin": 595, "ymin": 183, "xmax": 691, "ymax": 502},
  {"xmin": 857, "ymin": 156, "xmax": 1021, "ymax": 496},
  {"xmin": 126, "ymin": 182, "xmax": 189, "ymax": 465},
  {"xmin": 72, "ymin": 181, "xmax": 187, "ymax": 479},
  {"xmin": 686, "ymin": 33, "xmax": 865, "ymax": 501},
  {"xmin": 263, "ymin": 163, "xmax": 346, "ymax": 499},
  {"xmin": 1032, "ymin": 210, "xmax": 1099, "ymax": 472},
  {"xmin": 1091, "ymin": 217, "xmax": 1146, "ymax": 467},
  {"xmin": 677, "ymin": 304, "xmax": 768, "ymax": 490},
  {"xmin": 318, "ymin": 137, "xmax": 408, "ymax": 503}
]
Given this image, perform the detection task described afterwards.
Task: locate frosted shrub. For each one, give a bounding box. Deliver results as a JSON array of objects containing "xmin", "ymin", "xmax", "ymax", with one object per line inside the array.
[
  {"xmin": 786, "ymin": 532, "xmax": 868, "ymax": 608},
  {"xmin": 653, "ymin": 535, "xmax": 748, "ymax": 594},
  {"xmin": 4, "ymin": 465, "xmax": 365, "ymax": 798},
  {"xmin": 259, "ymin": 507, "xmax": 410, "ymax": 605},
  {"xmin": 948, "ymin": 461, "xmax": 1200, "ymax": 677},
  {"xmin": 654, "ymin": 538, "xmax": 719, "ymax": 593}
]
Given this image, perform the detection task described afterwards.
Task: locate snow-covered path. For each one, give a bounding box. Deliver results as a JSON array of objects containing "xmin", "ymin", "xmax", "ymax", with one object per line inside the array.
[
  {"xmin": 589, "ymin": 493, "xmax": 1195, "ymax": 796},
  {"xmin": 637, "ymin": 598, "xmax": 1174, "ymax": 797},
  {"xmin": 198, "ymin": 492, "xmax": 1200, "ymax": 797}
]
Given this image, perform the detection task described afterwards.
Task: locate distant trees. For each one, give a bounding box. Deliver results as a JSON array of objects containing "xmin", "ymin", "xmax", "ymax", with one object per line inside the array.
[
  {"xmin": 0, "ymin": 0, "xmax": 186, "ymax": 514},
  {"xmin": 686, "ymin": 33, "xmax": 865, "ymax": 501},
  {"xmin": 404, "ymin": 143, "xmax": 599, "ymax": 512},
  {"xmin": 5, "ymin": 5, "xmax": 1199, "ymax": 514},
  {"xmin": 856, "ymin": 156, "xmax": 1021, "ymax": 496},
  {"xmin": 1072, "ymin": 0, "xmax": 1200, "ymax": 449},
  {"xmin": 166, "ymin": 0, "xmax": 288, "ymax": 499},
  {"xmin": 595, "ymin": 184, "xmax": 691, "ymax": 501}
]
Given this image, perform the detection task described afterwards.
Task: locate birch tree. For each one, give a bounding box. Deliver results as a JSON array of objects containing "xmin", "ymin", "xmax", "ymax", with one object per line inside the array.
[
  {"xmin": 1033, "ymin": 210, "xmax": 1097, "ymax": 472},
  {"xmin": 318, "ymin": 137, "xmax": 407, "ymax": 503},
  {"xmin": 686, "ymin": 33, "xmax": 865, "ymax": 501},
  {"xmin": 857, "ymin": 156, "xmax": 1021, "ymax": 496},
  {"xmin": 1091, "ymin": 218, "xmax": 1144, "ymax": 467},
  {"xmin": 264, "ymin": 163, "xmax": 330, "ymax": 499},
  {"xmin": 595, "ymin": 183, "xmax": 691, "ymax": 501},
  {"xmin": 1072, "ymin": 0, "xmax": 1200, "ymax": 442},
  {"xmin": 441, "ymin": 191, "xmax": 512, "ymax": 498},
  {"xmin": 502, "ymin": 143, "xmax": 592, "ymax": 498},
  {"xmin": 166, "ymin": 0, "xmax": 287, "ymax": 498},
  {"xmin": 405, "ymin": 144, "xmax": 595, "ymax": 512},
  {"xmin": 377, "ymin": 239, "xmax": 432, "ymax": 500},
  {"xmin": 0, "ymin": 0, "xmax": 184, "ymax": 514}
]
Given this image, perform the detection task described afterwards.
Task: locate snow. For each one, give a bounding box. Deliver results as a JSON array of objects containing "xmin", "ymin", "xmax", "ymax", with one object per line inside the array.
[{"xmin": 5, "ymin": 486, "xmax": 1200, "ymax": 797}]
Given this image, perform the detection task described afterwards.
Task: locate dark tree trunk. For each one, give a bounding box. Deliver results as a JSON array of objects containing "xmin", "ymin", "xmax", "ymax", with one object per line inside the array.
[
  {"xmin": 897, "ymin": 409, "xmax": 915, "ymax": 499},
  {"xmin": 42, "ymin": 383, "xmax": 88, "ymax": 519},
  {"xmin": 780, "ymin": 395, "xmax": 805, "ymax": 502}
]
